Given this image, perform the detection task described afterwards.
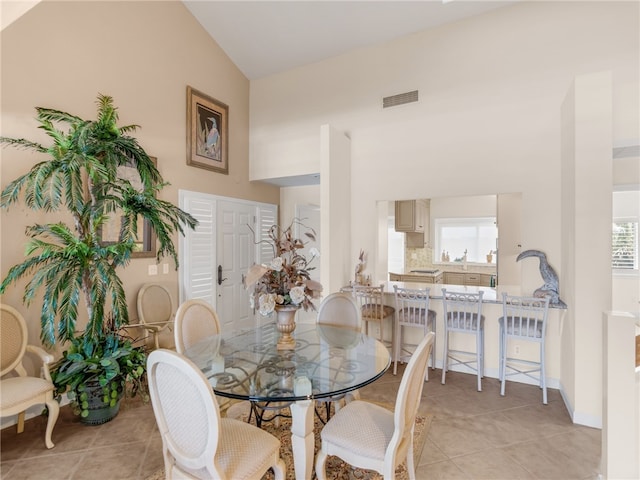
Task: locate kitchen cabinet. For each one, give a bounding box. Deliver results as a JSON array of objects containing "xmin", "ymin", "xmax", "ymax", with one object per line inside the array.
[
  {"xmin": 444, "ymin": 272, "xmax": 465, "ymax": 285},
  {"xmin": 395, "ymin": 199, "xmax": 428, "ymax": 233},
  {"xmin": 389, "ymin": 272, "xmax": 442, "ymax": 284},
  {"xmin": 464, "ymin": 273, "xmax": 481, "ymax": 286}
]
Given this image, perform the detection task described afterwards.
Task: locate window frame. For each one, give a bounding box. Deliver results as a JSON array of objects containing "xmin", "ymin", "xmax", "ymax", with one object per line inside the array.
[
  {"xmin": 612, "ymin": 216, "xmax": 639, "ymax": 273},
  {"xmin": 434, "ymin": 216, "xmax": 497, "ymax": 264}
]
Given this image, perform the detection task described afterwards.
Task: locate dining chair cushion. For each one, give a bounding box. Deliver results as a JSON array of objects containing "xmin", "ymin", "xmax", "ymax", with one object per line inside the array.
[
  {"xmin": 217, "ymin": 417, "xmax": 282, "ymax": 479},
  {"xmin": 320, "ymin": 400, "xmax": 394, "ymax": 461},
  {"xmin": 1, "ymin": 377, "xmax": 56, "ymax": 409}
]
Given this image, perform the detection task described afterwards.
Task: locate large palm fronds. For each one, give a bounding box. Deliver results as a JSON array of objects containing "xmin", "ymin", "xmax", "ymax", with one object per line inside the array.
[{"xmin": 0, "ymin": 94, "xmax": 197, "ymax": 347}]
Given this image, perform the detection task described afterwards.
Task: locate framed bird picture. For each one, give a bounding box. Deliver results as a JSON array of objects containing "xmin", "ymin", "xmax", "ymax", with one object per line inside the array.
[{"xmin": 187, "ymin": 86, "xmax": 229, "ymax": 174}]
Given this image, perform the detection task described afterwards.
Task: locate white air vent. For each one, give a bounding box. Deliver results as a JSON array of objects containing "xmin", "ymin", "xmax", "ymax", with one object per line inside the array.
[
  {"xmin": 383, "ymin": 90, "xmax": 418, "ymax": 108},
  {"xmin": 613, "ymin": 145, "xmax": 640, "ymax": 158}
]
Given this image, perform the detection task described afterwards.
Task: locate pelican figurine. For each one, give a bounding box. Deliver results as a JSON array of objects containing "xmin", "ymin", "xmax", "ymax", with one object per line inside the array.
[{"xmin": 516, "ymin": 249, "xmax": 565, "ymax": 306}]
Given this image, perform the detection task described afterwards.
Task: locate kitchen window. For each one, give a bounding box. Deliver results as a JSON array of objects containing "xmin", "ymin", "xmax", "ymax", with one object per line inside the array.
[
  {"xmin": 612, "ymin": 219, "xmax": 638, "ymax": 271},
  {"xmin": 435, "ymin": 217, "xmax": 497, "ymax": 263}
]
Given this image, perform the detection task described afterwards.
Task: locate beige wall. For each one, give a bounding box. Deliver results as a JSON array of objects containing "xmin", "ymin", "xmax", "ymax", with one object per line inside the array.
[
  {"xmin": 0, "ymin": 1, "xmax": 279, "ymax": 350},
  {"xmin": 249, "ymin": 1, "xmax": 639, "ymax": 427}
]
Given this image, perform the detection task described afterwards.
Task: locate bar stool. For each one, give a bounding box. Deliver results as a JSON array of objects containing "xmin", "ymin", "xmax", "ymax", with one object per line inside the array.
[
  {"xmin": 441, "ymin": 289, "xmax": 485, "ymax": 391},
  {"xmin": 498, "ymin": 293, "xmax": 551, "ymax": 404},
  {"xmin": 351, "ymin": 284, "xmax": 395, "ymax": 346},
  {"xmin": 393, "ymin": 286, "xmax": 436, "ymax": 380}
]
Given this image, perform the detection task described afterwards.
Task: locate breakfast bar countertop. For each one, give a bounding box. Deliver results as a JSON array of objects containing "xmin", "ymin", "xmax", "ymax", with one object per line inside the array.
[{"xmin": 382, "ymin": 280, "xmax": 517, "ymax": 304}]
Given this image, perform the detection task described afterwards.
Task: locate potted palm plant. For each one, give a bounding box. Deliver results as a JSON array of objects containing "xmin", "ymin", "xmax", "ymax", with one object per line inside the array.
[{"xmin": 0, "ymin": 94, "xmax": 197, "ymax": 424}]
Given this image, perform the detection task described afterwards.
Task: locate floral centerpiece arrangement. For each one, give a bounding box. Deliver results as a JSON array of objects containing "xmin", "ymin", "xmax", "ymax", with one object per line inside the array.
[{"xmin": 245, "ymin": 220, "xmax": 323, "ymax": 317}]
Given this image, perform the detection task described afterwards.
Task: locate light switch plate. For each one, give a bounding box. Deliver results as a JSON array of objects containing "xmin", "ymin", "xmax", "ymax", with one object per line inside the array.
[
  {"xmin": 162, "ymin": 263, "xmax": 169, "ymax": 274},
  {"xmin": 148, "ymin": 264, "xmax": 158, "ymax": 276}
]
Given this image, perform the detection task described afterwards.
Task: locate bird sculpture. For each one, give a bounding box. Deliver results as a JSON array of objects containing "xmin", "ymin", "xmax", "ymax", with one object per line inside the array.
[{"xmin": 516, "ymin": 249, "xmax": 565, "ymax": 306}]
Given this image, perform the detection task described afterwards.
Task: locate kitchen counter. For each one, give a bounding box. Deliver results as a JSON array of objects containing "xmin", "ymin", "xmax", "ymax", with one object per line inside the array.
[{"xmin": 389, "ymin": 267, "xmax": 497, "ymax": 287}]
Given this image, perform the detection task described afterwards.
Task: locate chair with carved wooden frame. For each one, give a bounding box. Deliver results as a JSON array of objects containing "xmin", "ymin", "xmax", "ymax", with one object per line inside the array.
[
  {"xmin": 147, "ymin": 349, "xmax": 286, "ymax": 479},
  {"xmin": 127, "ymin": 283, "xmax": 175, "ymax": 350},
  {"xmin": 0, "ymin": 304, "xmax": 59, "ymax": 449}
]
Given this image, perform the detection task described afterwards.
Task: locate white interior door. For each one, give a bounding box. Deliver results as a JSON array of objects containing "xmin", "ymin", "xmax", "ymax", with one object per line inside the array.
[{"xmin": 216, "ymin": 200, "xmax": 255, "ymax": 332}]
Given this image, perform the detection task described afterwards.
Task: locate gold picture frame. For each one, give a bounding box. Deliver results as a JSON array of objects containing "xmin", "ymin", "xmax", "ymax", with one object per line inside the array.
[{"xmin": 187, "ymin": 86, "xmax": 229, "ymax": 174}]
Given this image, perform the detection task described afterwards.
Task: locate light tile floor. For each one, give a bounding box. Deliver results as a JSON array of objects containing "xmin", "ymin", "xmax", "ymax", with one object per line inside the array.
[{"xmin": 1, "ymin": 368, "xmax": 601, "ymax": 480}]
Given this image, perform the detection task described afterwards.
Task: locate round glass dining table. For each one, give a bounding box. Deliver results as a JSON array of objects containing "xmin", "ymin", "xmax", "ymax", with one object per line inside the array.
[{"xmin": 183, "ymin": 321, "xmax": 391, "ymax": 479}]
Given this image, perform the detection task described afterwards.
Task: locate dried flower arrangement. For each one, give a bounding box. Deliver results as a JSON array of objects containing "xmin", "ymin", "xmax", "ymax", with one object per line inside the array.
[{"xmin": 244, "ymin": 219, "xmax": 323, "ymax": 316}]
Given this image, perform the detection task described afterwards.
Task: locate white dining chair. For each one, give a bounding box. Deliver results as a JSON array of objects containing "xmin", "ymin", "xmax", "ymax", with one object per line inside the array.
[
  {"xmin": 127, "ymin": 283, "xmax": 175, "ymax": 350},
  {"xmin": 315, "ymin": 331, "xmax": 435, "ymax": 480},
  {"xmin": 0, "ymin": 304, "xmax": 59, "ymax": 449},
  {"xmin": 441, "ymin": 289, "xmax": 485, "ymax": 391},
  {"xmin": 147, "ymin": 349, "xmax": 286, "ymax": 480},
  {"xmin": 498, "ymin": 293, "xmax": 551, "ymax": 404},
  {"xmin": 315, "ymin": 292, "xmax": 363, "ymax": 419},
  {"xmin": 393, "ymin": 286, "xmax": 436, "ymax": 380},
  {"xmin": 174, "ymin": 299, "xmax": 221, "ymax": 354}
]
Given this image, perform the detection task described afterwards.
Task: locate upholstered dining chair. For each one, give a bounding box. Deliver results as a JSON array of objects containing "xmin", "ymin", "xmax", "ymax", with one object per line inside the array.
[
  {"xmin": 351, "ymin": 284, "xmax": 395, "ymax": 345},
  {"xmin": 393, "ymin": 286, "xmax": 436, "ymax": 380},
  {"xmin": 441, "ymin": 289, "xmax": 485, "ymax": 391},
  {"xmin": 174, "ymin": 299, "xmax": 221, "ymax": 354},
  {"xmin": 498, "ymin": 293, "xmax": 551, "ymax": 404},
  {"xmin": 0, "ymin": 304, "xmax": 59, "ymax": 449},
  {"xmin": 315, "ymin": 292, "xmax": 363, "ymax": 420},
  {"xmin": 127, "ymin": 283, "xmax": 175, "ymax": 350},
  {"xmin": 315, "ymin": 331, "xmax": 435, "ymax": 480},
  {"xmin": 147, "ymin": 349, "xmax": 286, "ymax": 480}
]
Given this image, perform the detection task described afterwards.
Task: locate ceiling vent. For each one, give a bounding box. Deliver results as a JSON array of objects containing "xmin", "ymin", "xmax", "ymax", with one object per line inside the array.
[
  {"xmin": 383, "ymin": 90, "xmax": 418, "ymax": 109},
  {"xmin": 613, "ymin": 145, "xmax": 640, "ymax": 158}
]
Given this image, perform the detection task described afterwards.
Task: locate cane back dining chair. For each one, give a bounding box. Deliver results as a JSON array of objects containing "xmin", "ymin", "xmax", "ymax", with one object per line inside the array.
[
  {"xmin": 147, "ymin": 349, "xmax": 286, "ymax": 480},
  {"xmin": 441, "ymin": 289, "xmax": 485, "ymax": 391},
  {"xmin": 350, "ymin": 284, "xmax": 395, "ymax": 346},
  {"xmin": 315, "ymin": 331, "xmax": 435, "ymax": 480},
  {"xmin": 498, "ymin": 293, "xmax": 551, "ymax": 404},
  {"xmin": 315, "ymin": 292, "xmax": 363, "ymax": 420},
  {"xmin": 393, "ymin": 286, "xmax": 436, "ymax": 381},
  {"xmin": 0, "ymin": 304, "xmax": 59, "ymax": 449},
  {"xmin": 127, "ymin": 283, "xmax": 175, "ymax": 350},
  {"xmin": 174, "ymin": 299, "xmax": 221, "ymax": 355}
]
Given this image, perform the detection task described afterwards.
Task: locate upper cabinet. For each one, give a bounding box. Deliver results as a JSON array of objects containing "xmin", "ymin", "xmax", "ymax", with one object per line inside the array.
[
  {"xmin": 396, "ymin": 199, "xmax": 430, "ymax": 248},
  {"xmin": 395, "ymin": 199, "xmax": 428, "ymax": 232}
]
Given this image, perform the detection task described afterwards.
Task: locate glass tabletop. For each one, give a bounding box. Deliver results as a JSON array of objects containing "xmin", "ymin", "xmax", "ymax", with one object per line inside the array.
[{"xmin": 183, "ymin": 322, "xmax": 391, "ymax": 403}]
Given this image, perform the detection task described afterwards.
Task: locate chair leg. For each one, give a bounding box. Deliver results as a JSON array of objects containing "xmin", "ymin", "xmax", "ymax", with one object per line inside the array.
[
  {"xmin": 406, "ymin": 427, "xmax": 416, "ymax": 480},
  {"xmin": 430, "ymin": 321, "xmax": 437, "ymax": 371},
  {"xmin": 45, "ymin": 395, "xmax": 59, "ymax": 449},
  {"xmin": 476, "ymin": 332, "xmax": 482, "ymax": 392},
  {"xmin": 441, "ymin": 329, "xmax": 449, "ymax": 385},
  {"xmin": 500, "ymin": 333, "xmax": 507, "ymax": 397},
  {"xmin": 393, "ymin": 324, "xmax": 401, "ymax": 375},
  {"xmin": 17, "ymin": 411, "xmax": 25, "ymax": 434},
  {"xmin": 541, "ymin": 342, "xmax": 548, "ymax": 405},
  {"xmin": 315, "ymin": 449, "xmax": 328, "ymax": 480},
  {"xmin": 272, "ymin": 456, "xmax": 286, "ymax": 480}
]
